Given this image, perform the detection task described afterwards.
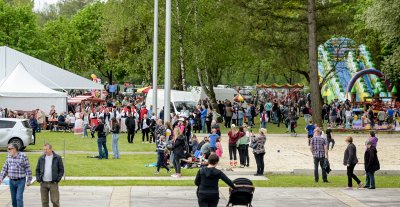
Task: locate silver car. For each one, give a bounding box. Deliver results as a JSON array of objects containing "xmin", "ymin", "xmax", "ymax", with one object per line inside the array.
[{"xmin": 0, "ymin": 118, "xmax": 35, "ymax": 151}]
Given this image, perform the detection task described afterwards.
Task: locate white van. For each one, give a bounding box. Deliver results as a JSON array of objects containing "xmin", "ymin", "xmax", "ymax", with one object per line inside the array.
[
  {"xmin": 191, "ymin": 86, "xmax": 238, "ymax": 103},
  {"xmin": 145, "ymin": 89, "xmax": 197, "ymax": 116}
]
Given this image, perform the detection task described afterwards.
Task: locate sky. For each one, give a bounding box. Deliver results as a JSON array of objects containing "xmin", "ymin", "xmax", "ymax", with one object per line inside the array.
[{"xmin": 33, "ymin": 0, "xmax": 60, "ymax": 11}]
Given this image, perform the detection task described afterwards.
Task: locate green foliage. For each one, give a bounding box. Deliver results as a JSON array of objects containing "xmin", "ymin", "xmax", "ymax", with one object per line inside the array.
[
  {"xmin": 355, "ymin": 0, "xmax": 400, "ymax": 83},
  {"xmin": 0, "ymin": 0, "xmax": 43, "ymax": 56}
]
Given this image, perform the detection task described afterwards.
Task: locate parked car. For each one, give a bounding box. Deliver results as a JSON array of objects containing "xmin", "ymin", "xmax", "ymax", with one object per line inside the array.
[{"xmin": 0, "ymin": 118, "xmax": 34, "ymax": 151}]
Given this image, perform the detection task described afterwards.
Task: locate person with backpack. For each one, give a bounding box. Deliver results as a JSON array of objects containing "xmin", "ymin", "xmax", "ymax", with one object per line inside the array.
[{"xmin": 94, "ymin": 118, "xmax": 108, "ymax": 159}]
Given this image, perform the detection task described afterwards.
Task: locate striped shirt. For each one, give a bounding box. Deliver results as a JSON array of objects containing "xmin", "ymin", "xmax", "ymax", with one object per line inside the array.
[
  {"xmin": 310, "ymin": 136, "xmax": 327, "ymax": 158},
  {"xmin": 0, "ymin": 152, "xmax": 33, "ymax": 183}
]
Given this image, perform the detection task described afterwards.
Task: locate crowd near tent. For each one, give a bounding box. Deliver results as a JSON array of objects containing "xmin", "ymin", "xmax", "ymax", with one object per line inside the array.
[
  {"xmin": 0, "ymin": 46, "xmax": 103, "ymax": 90},
  {"xmin": 0, "ymin": 63, "xmax": 67, "ymax": 112}
]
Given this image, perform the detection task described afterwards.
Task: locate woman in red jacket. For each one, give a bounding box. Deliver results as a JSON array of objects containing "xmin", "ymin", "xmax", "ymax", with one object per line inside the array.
[{"xmin": 227, "ymin": 124, "xmax": 244, "ymax": 167}]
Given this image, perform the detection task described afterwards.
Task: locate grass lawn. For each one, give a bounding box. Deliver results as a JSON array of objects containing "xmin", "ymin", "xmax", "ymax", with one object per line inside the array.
[
  {"xmin": 0, "ymin": 154, "xmax": 198, "ymax": 177},
  {"xmin": 16, "ymin": 131, "xmax": 156, "ymax": 152},
  {"xmin": 53, "ymin": 175, "xmax": 400, "ymax": 188}
]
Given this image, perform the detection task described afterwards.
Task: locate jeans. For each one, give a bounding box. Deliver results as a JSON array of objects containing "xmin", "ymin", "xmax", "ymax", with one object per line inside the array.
[
  {"xmin": 37, "ymin": 123, "xmax": 42, "ymax": 132},
  {"xmin": 156, "ymin": 151, "xmax": 170, "ymax": 172},
  {"xmin": 228, "ymin": 144, "xmax": 237, "ymax": 160},
  {"xmin": 201, "ymin": 118, "xmax": 206, "ymax": 133},
  {"xmin": 313, "ymin": 157, "xmax": 328, "ymax": 182},
  {"xmin": 261, "ymin": 121, "xmax": 266, "ymax": 129},
  {"xmin": 40, "ymin": 181, "xmax": 60, "ymax": 207},
  {"xmin": 112, "ymin": 133, "xmax": 120, "ymax": 159},
  {"xmin": 247, "ymin": 116, "xmax": 252, "ymax": 126},
  {"xmin": 10, "ymin": 178, "xmax": 26, "ymax": 207},
  {"xmin": 254, "ymin": 153, "xmax": 265, "ymax": 175},
  {"xmin": 365, "ymin": 171, "xmax": 375, "ymax": 188},
  {"xmin": 97, "ymin": 137, "xmax": 108, "ymax": 159},
  {"xmin": 83, "ymin": 124, "xmax": 88, "ymax": 137},
  {"xmin": 238, "ymin": 118, "xmax": 243, "ymax": 127},
  {"xmin": 266, "ymin": 111, "xmax": 271, "ymax": 122},
  {"xmin": 173, "ymin": 156, "xmax": 181, "ymax": 174},
  {"xmin": 347, "ymin": 164, "xmax": 361, "ymax": 187},
  {"xmin": 304, "ymin": 114, "xmax": 311, "ymax": 123},
  {"xmin": 238, "ymin": 144, "xmax": 247, "ymax": 166}
]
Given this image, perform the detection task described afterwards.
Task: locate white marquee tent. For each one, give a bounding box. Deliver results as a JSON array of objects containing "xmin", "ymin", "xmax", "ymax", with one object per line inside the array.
[
  {"xmin": 0, "ymin": 63, "xmax": 67, "ymax": 112},
  {"xmin": 0, "ymin": 46, "xmax": 103, "ymax": 90}
]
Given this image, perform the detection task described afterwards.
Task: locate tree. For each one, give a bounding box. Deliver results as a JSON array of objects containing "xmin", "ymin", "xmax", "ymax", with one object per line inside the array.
[
  {"xmin": 0, "ymin": 0, "xmax": 43, "ymax": 57},
  {"xmin": 360, "ymin": 0, "xmax": 400, "ymax": 84},
  {"xmin": 308, "ymin": 0, "xmax": 322, "ymax": 125}
]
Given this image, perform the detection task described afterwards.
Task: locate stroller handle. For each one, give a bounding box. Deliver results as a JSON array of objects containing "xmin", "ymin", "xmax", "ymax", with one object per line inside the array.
[{"xmin": 232, "ymin": 185, "xmax": 255, "ymax": 189}]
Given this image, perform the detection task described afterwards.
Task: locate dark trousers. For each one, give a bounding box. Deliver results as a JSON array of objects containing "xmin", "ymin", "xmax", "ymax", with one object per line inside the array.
[
  {"xmin": 228, "ymin": 144, "xmax": 237, "ymax": 160},
  {"xmin": 313, "ymin": 157, "xmax": 328, "ymax": 182},
  {"xmin": 245, "ymin": 144, "xmax": 250, "ymax": 166},
  {"xmin": 32, "ymin": 130, "xmax": 36, "ymax": 145},
  {"xmin": 238, "ymin": 144, "xmax": 247, "ymax": 166},
  {"xmin": 347, "ymin": 164, "xmax": 361, "ymax": 187},
  {"xmin": 156, "ymin": 151, "xmax": 170, "ymax": 172},
  {"xmin": 266, "ymin": 111, "xmax": 271, "ymax": 122},
  {"xmin": 97, "ymin": 137, "xmax": 108, "ymax": 159},
  {"xmin": 40, "ymin": 181, "xmax": 60, "ymax": 207},
  {"xmin": 254, "ymin": 153, "xmax": 265, "ymax": 175},
  {"xmin": 225, "ymin": 117, "xmax": 232, "ymax": 128},
  {"xmin": 127, "ymin": 130, "xmax": 135, "ymax": 143},
  {"xmin": 197, "ymin": 193, "xmax": 219, "ymax": 207},
  {"xmin": 173, "ymin": 156, "xmax": 181, "ymax": 174},
  {"xmin": 206, "ymin": 121, "xmax": 212, "ymax": 134},
  {"xmin": 290, "ymin": 122, "xmax": 296, "ymax": 133},
  {"xmin": 142, "ymin": 128, "xmax": 150, "ymax": 142}
]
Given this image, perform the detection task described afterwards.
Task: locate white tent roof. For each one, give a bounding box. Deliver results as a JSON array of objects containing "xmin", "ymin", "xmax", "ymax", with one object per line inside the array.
[
  {"xmin": 0, "ymin": 46, "xmax": 103, "ymax": 90},
  {"xmin": 0, "ymin": 63, "xmax": 67, "ymax": 97}
]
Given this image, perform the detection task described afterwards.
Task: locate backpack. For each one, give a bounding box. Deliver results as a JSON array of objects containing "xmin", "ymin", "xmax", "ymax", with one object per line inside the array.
[{"xmin": 103, "ymin": 124, "xmax": 110, "ymax": 137}]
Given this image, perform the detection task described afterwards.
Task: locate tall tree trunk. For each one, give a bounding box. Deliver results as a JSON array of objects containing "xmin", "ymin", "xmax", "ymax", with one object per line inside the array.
[
  {"xmin": 193, "ymin": 0, "xmax": 217, "ymax": 110},
  {"xmin": 307, "ymin": 0, "xmax": 322, "ymax": 126},
  {"xmin": 175, "ymin": 0, "xmax": 186, "ymax": 91}
]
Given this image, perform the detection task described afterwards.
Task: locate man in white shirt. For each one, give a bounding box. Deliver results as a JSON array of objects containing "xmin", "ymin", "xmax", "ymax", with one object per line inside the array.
[{"xmin": 35, "ymin": 143, "xmax": 64, "ymax": 207}]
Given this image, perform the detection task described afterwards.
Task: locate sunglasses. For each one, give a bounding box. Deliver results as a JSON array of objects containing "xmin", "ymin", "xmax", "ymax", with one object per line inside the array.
[{"xmin": 7, "ymin": 148, "xmax": 15, "ymax": 150}]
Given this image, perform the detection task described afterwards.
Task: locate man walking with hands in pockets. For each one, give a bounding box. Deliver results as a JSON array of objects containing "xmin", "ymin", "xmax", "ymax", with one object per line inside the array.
[
  {"xmin": 0, "ymin": 143, "xmax": 33, "ymax": 207},
  {"xmin": 36, "ymin": 143, "xmax": 64, "ymax": 207}
]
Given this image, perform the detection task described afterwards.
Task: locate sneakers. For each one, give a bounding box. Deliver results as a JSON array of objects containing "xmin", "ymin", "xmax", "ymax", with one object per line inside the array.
[
  {"xmin": 171, "ymin": 174, "xmax": 181, "ymax": 178},
  {"xmin": 344, "ymin": 187, "xmax": 353, "ymax": 190},
  {"xmin": 154, "ymin": 171, "xmax": 159, "ymax": 175},
  {"xmin": 357, "ymin": 182, "xmax": 364, "ymax": 189}
]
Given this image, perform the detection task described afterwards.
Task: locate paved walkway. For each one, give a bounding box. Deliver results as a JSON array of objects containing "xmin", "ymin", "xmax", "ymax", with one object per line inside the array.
[{"xmin": 1, "ymin": 186, "xmax": 400, "ymax": 207}]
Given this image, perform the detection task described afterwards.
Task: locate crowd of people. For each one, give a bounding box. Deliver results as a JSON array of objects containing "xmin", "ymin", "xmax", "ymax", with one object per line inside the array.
[{"xmin": 1, "ymin": 89, "xmax": 395, "ymax": 206}]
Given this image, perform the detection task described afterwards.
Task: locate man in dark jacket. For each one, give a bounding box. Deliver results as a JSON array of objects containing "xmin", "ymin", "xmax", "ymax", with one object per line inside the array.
[
  {"xmin": 35, "ymin": 143, "xmax": 64, "ymax": 207},
  {"xmin": 125, "ymin": 112, "xmax": 136, "ymax": 143},
  {"xmin": 29, "ymin": 114, "xmax": 38, "ymax": 145},
  {"xmin": 95, "ymin": 118, "xmax": 108, "ymax": 159}
]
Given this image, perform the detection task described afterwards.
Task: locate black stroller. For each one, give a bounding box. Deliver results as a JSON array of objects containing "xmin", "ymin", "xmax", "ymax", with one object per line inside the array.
[{"xmin": 227, "ymin": 178, "xmax": 255, "ymax": 207}]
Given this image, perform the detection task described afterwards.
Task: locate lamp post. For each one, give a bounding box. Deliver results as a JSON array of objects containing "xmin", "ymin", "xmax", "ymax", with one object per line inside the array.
[
  {"xmin": 164, "ymin": 0, "xmax": 171, "ymax": 122},
  {"xmin": 152, "ymin": 0, "xmax": 158, "ymax": 117}
]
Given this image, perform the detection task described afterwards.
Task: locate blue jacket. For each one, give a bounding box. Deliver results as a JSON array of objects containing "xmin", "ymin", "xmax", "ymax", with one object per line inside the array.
[{"xmin": 200, "ymin": 109, "xmax": 208, "ymax": 119}]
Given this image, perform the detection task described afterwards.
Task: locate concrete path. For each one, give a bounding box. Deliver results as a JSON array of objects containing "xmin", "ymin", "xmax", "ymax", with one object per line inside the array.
[{"xmin": 1, "ymin": 186, "xmax": 400, "ymax": 207}]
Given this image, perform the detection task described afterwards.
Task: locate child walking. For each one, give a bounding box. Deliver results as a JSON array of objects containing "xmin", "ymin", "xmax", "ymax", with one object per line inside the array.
[{"xmin": 155, "ymin": 135, "xmax": 170, "ymax": 174}]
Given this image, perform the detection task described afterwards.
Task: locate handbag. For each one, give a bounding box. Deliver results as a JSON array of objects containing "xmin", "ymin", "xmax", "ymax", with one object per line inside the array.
[{"xmin": 250, "ymin": 140, "xmax": 258, "ymax": 149}]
